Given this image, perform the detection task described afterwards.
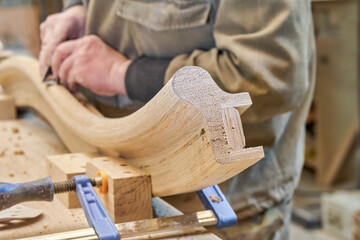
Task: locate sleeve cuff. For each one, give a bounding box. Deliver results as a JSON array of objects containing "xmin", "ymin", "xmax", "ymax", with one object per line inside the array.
[
  {"xmin": 125, "ymin": 56, "xmax": 172, "ymax": 102},
  {"xmin": 63, "ymin": 0, "xmax": 83, "ymax": 10}
]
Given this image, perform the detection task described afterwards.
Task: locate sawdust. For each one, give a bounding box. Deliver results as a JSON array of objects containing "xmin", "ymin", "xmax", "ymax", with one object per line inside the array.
[
  {"xmin": 14, "ymin": 150, "xmax": 24, "ymax": 155},
  {"xmin": 43, "ymin": 225, "xmax": 48, "ymax": 230},
  {"xmin": 17, "ymin": 136, "xmax": 21, "ymax": 140},
  {"xmin": 8, "ymin": 173, "xmax": 14, "ymax": 177},
  {"xmin": 11, "ymin": 127, "xmax": 19, "ymax": 134},
  {"xmin": 27, "ymin": 132, "xmax": 32, "ymax": 136},
  {"xmin": 0, "ymin": 151, "xmax": 5, "ymax": 157}
]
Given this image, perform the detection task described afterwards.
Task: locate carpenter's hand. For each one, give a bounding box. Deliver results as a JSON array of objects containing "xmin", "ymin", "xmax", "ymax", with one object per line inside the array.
[
  {"xmin": 51, "ymin": 35, "xmax": 131, "ymax": 96},
  {"xmin": 39, "ymin": 5, "xmax": 86, "ymax": 76}
]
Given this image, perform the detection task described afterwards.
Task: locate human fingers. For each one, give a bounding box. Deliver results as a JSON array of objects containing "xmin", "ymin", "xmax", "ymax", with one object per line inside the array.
[
  {"xmin": 57, "ymin": 53, "xmax": 76, "ymax": 87},
  {"xmin": 42, "ymin": 27, "xmax": 70, "ymax": 64},
  {"xmin": 66, "ymin": 64, "xmax": 80, "ymax": 93},
  {"xmin": 38, "ymin": 49, "xmax": 48, "ymax": 77},
  {"xmin": 39, "ymin": 21, "xmax": 47, "ymax": 41},
  {"xmin": 51, "ymin": 40, "xmax": 77, "ymax": 78}
]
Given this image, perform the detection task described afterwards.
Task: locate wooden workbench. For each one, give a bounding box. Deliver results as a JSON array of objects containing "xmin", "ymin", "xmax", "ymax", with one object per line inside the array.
[{"xmin": 0, "ymin": 112, "xmax": 220, "ymax": 239}]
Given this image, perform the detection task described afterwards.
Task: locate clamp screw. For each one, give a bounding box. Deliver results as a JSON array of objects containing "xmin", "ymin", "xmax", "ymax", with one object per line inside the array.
[{"xmin": 53, "ymin": 177, "xmax": 102, "ymax": 194}]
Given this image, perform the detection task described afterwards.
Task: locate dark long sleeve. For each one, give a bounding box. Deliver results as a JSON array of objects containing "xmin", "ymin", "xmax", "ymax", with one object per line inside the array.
[
  {"xmin": 64, "ymin": 0, "xmax": 83, "ymax": 9},
  {"xmin": 125, "ymin": 56, "xmax": 172, "ymax": 102}
]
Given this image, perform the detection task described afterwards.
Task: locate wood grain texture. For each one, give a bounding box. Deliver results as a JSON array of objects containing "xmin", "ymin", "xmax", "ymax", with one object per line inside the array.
[
  {"xmin": 86, "ymin": 156, "xmax": 153, "ymax": 223},
  {"xmin": 0, "ymin": 56, "xmax": 264, "ymax": 196}
]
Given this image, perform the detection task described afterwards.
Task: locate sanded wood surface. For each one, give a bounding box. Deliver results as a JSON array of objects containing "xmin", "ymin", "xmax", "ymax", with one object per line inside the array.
[{"xmin": 0, "ymin": 56, "xmax": 264, "ymax": 196}]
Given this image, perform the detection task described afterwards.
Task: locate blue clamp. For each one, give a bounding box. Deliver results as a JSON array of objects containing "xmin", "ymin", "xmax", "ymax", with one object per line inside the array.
[
  {"xmin": 0, "ymin": 182, "xmax": 23, "ymax": 193},
  {"xmin": 196, "ymin": 184, "xmax": 237, "ymax": 229},
  {"xmin": 73, "ymin": 175, "xmax": 120, "ymax": 240}
]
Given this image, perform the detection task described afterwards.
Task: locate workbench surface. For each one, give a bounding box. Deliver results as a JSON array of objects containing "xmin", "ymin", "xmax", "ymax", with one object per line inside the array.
[
  {"xmin": 0, "ymin": 114, "xmax": 89, "ymax": 239},
  {"xmin": 0, "ymin": 113, "xmax": 220, "ymax": 239}
]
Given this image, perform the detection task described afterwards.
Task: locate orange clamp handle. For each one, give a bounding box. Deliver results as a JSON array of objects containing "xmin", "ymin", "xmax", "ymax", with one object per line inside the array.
[{"xmin": 96, "ymin": 170, "xmax": 108, "ymax": 194}]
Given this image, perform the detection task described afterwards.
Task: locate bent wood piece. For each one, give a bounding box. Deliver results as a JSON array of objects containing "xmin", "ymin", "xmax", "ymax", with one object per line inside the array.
[{"xmin": 0, "ymin": 56, "xmax": 264, "ymax": 196}]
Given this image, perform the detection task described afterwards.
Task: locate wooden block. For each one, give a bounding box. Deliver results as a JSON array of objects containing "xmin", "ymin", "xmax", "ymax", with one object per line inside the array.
[
  {"xmin": 0, "ymin": 94, "xmax": 16, "ymax": 120},
  {"xmin": 48, "ymin": 153, "xmax": 93, "ymax": 208},
  {"xmin": 86, "ymin": 156, "xmax": 153, "ymax": 223}
]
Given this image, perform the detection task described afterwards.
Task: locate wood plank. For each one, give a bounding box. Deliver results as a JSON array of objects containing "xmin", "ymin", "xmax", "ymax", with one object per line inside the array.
[
  {"xmin": 19, "ymin": 210, "xmax": 221, "ymax": 240},
  {"xmin": 0, "ymin": 56, "xmax": 264, "ymax": 197},
  {"xmin": 324, "ymin": 119, "xmax": 358, "ymax": 185},
  {"xmin": 313, "ymin": 0, "xmax": 359, "ymax": 186}
]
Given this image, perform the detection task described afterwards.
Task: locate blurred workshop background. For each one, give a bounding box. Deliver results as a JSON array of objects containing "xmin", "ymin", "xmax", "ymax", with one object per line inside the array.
[{"xmin": 0, "ymin": 0, "xmax": 359, "ymax": 239}]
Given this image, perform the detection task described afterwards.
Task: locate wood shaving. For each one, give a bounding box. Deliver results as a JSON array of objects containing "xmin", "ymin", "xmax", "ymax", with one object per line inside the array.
[
  {"xmin": 14, "ymin": 150, "xmax": 24, "ymax": 155},
  {"xmin": 209, "ymin": 194, "xmax": 222, "ymax": 202},
  {"xmin": 11, "ymin": 127, "xmax": 19, "ymax": 134}
]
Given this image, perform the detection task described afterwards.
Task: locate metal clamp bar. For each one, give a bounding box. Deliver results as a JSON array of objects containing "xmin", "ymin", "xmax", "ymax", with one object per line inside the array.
[
  {"xmin": 73, "ymin": 174, "xmax": 120, "ymax": 240},
  {"xmin": 197, "ymin": 184, "xmax": 237, "ymax": 229}
]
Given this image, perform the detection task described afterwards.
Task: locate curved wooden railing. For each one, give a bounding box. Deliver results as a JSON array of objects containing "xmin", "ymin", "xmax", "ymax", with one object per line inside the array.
[{"xmin": 0, "ymin": 56, "xmax": 264, "ymax": 196}]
